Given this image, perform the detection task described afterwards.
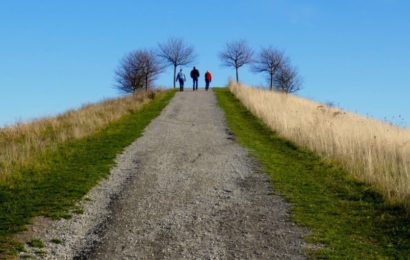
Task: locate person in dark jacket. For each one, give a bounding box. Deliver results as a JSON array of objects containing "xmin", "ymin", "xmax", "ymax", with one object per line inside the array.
[
  {"xmin": 190, "ymin": 66, "xmax": 200, "ymax": 91},
  {"xmin": 204, "ymin": 71, "xmax": 212, "ymax": 91},
  {"xmin": 176, "ymin": 69, "xmax": 186, "ymax": 91}
]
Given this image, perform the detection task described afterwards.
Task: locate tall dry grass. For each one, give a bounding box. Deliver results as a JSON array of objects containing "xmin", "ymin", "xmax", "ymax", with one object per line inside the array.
[
  {"xmin": 229, "ymin": 82, "xmax": 410, "ymax": 210},
  {"xmin": 0, "ymin": 91, "xmax": 157, "ymax": 179}
]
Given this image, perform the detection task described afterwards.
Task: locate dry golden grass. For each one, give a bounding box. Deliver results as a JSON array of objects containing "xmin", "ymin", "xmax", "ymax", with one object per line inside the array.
[
  {"xmin": 229, "ymin": 82, "xmax": 410, "ymax": 210},
  {"xmin": 0, "ymin": 90, "xmax": 158, "ymax": 179}
]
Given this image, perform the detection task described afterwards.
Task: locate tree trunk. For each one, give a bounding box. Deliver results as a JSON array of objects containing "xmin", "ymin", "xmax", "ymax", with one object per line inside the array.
[
  {"xmin": 235, "ymin": 67, "xmax": 239, "ymax": 83},
  {"xmin": 173, "ymin": 65, "xmax": 177, "ymax": 88},
  {"xmin": 270, "ymin": 73, "xmax": 273, "ymax": 90},
  {"xmin": 145, "ymin": 74, "xmax": 148, "ymax": 91}
]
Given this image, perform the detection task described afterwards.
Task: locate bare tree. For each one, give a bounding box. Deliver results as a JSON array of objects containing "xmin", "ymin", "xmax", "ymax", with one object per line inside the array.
[
  {"xmin": 158, "ymin": 38, "xmax": 196, "ymax": 88},
  {"xmin": 116, "ymin": 49, "xmax": 163, "ymax": 93},
  {"xmin": 274, "ymin": 61, "xmax": 302, "ymax": 94},
  {"xmin": 252, "ymin": 47, "xmax": 285, "ymax": 90},
  {"xmin": 219, "ymin": 40, "xmax": 253, "ymax": 83}
]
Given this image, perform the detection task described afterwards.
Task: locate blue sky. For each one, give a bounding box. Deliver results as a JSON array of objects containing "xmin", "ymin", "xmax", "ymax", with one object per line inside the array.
[{"xmin": 0, "ymin": 0, "xmax": 409, "ymax": 127}]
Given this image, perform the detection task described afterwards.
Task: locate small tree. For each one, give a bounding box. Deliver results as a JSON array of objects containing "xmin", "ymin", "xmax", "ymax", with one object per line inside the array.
[
  {"xmin": 219, "ymin": 40, "xmax": 253, "ymax": 83},
  {"xmin": 158, "ymin": 38, "xmax": 196, "ymax": 88},
  {"xmin": 274, "ymin": 61, "xmax": 302, "ymax": 94},
  {"xmin": 252, "ymin": 47, "xmax": 285, "ymax": 90},
  {"xmin": 116, "ymin": 49, "xmax": 163, "ymax": 93}
]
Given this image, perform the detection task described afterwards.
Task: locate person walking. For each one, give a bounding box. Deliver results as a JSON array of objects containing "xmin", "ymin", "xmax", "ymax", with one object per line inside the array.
[
  {"xmin": 190, "ymin": 66, "xmax": 200, "ymax": 91},
  {"xmin": 176, "ymin": 69, "xmax": 186, "ymax": 91},
  {"xmin": 204, "ymin": 71, "xmax": 212, "ymax": 91}
]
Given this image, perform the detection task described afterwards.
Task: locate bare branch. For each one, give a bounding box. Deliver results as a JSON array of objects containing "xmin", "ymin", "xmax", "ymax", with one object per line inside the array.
[
  {"xmin": 158, "ymin": 38, "xmax": 196, "ymax": 88},
  {"xmin": 158, "ymin": 38, "xmax": 195, "ymax": 66},
  {"xmin": 116, "ymin": 49, "xmax": 163, "ymax": 93},
  {"xmin": 274, "ymin": 61, "xmax": 302, "ymax": 94},
  {"xmin": 219, "ymin": 40, "xmax": 253, "ymax": 82},
  {"xmin": 252, "ymin": 47, "xmax": 285, "ymax": 90}
]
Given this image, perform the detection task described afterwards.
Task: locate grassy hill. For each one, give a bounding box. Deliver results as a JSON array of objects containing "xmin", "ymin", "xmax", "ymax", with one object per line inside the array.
[
  {"xmin": 1, "ymin": 85, "xmax": 409, "ymax": 258},
  {"xmin": 215, "ymin": 86, "xmax": 410, "ymax": 258},
  {"xmin": 227, "ymin": 82, "xmax": 410, "ymax": 211},
  {"xmin": 0, "ymin": 90, "xmax": 175, "ymax": 257}
]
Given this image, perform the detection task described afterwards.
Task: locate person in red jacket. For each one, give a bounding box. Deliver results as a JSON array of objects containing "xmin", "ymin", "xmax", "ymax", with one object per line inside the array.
[{"xmin": 205, "ymin": 71, "xmax": 212, "ymax": 91}]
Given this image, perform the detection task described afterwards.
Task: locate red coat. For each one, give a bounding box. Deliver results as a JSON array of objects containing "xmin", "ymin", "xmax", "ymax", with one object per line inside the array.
[{"xmin": 205, "ymin": 72, "xmax": 212, "ymax": 81}]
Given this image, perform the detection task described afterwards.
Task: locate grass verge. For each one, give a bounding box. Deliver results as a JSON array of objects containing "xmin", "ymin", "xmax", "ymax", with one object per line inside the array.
[
  {"xmin": 228, "ymin": 82, "xmax": 410, "ymax": 210},
  {"xmin": 0, "ymin": 90, "xmax": 175, "ymax": 257},
  {"xmin": 214, "ymin": 88, "xmax": 410, "ymax": 258}
]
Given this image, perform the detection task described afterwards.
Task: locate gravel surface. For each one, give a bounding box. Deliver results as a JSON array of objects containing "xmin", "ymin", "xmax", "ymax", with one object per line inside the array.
[{"xmin": 20, "ymin": 90, "xmax": 308, "ymax": 259}]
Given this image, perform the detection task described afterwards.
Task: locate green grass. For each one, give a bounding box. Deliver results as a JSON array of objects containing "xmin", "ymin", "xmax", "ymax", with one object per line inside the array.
[
  {"xmin": 0, "ymin": 90, "xmax": 175, "ymax": 257},
  {"xmin": 50, "ymin": 238, "xmax": 62, "ymax": 244},
  {"xmin": 214, "ymin": 88, "xmax": 410, "ymax": 259},
  {"xmin": 27, "ymin": 239, "xmax": 44, "ymax": 248}
]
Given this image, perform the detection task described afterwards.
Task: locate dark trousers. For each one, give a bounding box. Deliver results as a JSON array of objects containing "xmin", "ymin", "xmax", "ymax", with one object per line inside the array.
[
  {"xmin": 205, "ymin": 80, "xmax": 210, "ymax": 90},
  {"xmin": 178, "ymin": 80, "xmax": 184, "ymax": 91},
  {"xmin": 192, "ymin": 78, "xmax": 198, "ymax": 90}
]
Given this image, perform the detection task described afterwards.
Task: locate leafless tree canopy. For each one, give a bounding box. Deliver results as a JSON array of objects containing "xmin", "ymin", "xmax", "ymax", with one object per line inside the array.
[
  {"xmin": 253, "ymin": 47, "xmax": 285, "ymax": 90},
  {"xmin": 219, "ymin": 40, "xmax": 253, "ymax": 82},
  {"xmin": 116, "ymin": 49, "xmax": 163, "ymax": 93},
  {"xmin": 158, "ymin": 38, "xmax": 195, "ymax": 88},
  {"xmin": 274, "ymin": 61, "xmax": 302, "ymax": 94}
]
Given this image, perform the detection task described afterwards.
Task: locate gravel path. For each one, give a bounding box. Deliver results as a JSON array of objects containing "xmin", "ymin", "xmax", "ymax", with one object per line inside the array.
[{"xmin": 21, "ymin": 90, "xmax": 307, "ymax": 259}]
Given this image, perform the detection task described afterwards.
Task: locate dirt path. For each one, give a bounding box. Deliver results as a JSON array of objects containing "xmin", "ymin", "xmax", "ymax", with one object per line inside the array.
[{"xmin": 23, "ymin": 90, "xmax": 307, "ymax": 259}]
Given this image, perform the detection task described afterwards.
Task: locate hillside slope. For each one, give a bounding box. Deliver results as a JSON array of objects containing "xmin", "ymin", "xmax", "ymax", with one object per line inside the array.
[
  {"xmin": 17, "ymin": 90, "xmax": 307, "ymax": 259},
  {"xmin": 228, "ymin": 82, "xmax": 410, "ymax": 210},
  {"xmin": 215, "ymin": 87, "xmax": 410, "ymax": 258},
  {"xmin": 0, "ymin": 90, "xmax": 175, "ymax": 258}
]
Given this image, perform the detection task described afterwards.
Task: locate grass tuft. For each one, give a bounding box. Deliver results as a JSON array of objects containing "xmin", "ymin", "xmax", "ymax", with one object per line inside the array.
[
  {"xmin": 34, "ymin": 249, "xmax": 46, "ymax": 257},
  {"xmin": 27, "ymin": 239, "xmax": 44, "ymax": 248},
  {"xmin": 50, "ymin": 238, "xmax": 62, "ymax": 244}
]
